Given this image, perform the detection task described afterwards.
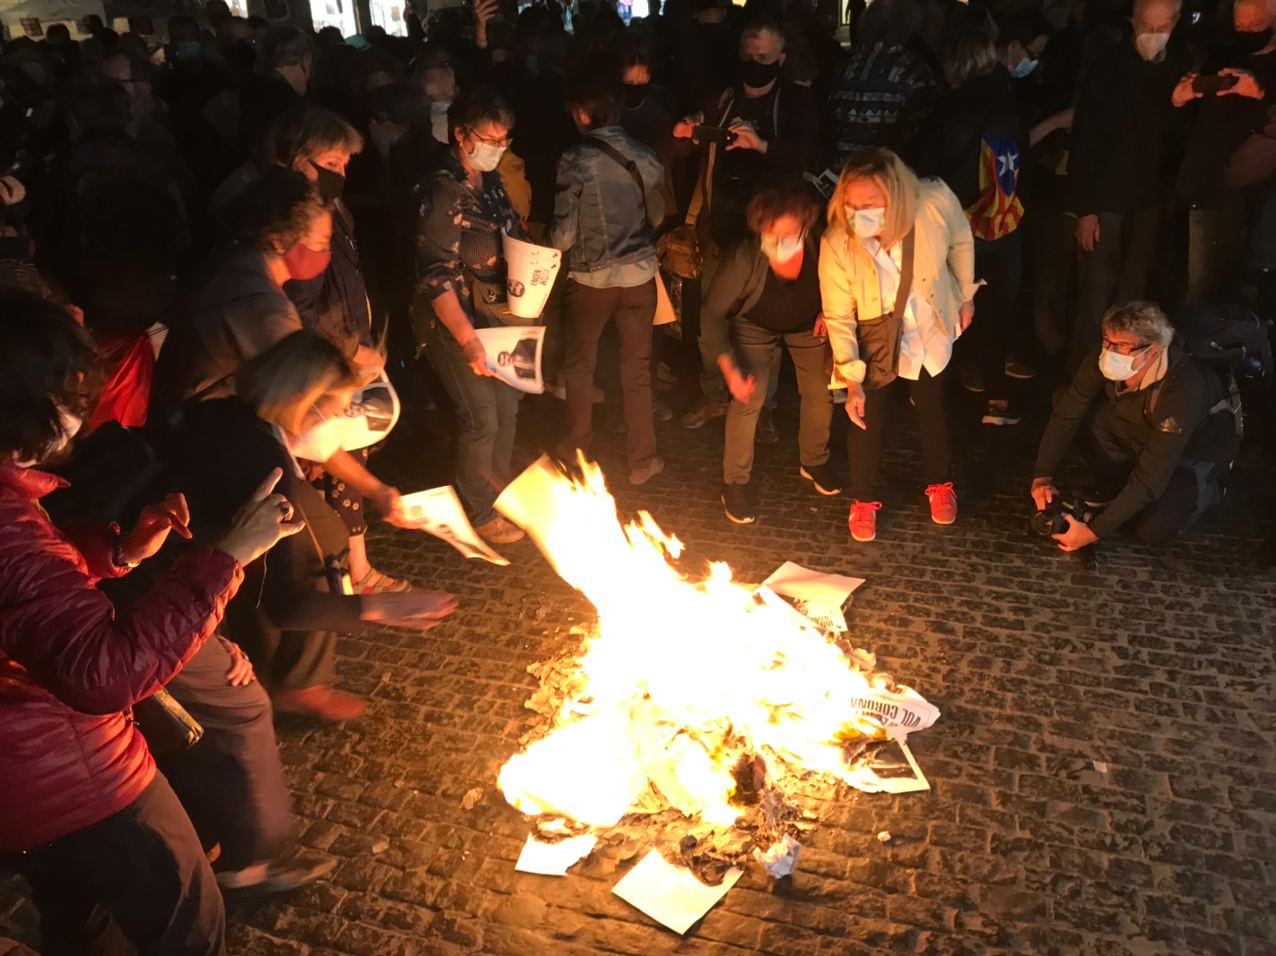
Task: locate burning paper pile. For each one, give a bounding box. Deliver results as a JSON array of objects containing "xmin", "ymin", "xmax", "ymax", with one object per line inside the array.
[{"xmin": 491, "ymin": 456, "xmax": 938, "ymax": 929}]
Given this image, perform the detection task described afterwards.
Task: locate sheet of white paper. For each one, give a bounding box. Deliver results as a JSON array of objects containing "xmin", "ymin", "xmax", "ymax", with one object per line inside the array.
[
  {"xmin": 514, "ymin": 834, "xmax": 598, "ymax": 876},
  {"xmin": 762, "ymin": 561, "xmax": 865, "ymax": 632},
  {"xmin": 612, "ymin": 851, "xmax": 743, "ymax": 935},
  {"xmin": 397, "ymin": 486, "xmax": 510, "ymax": 566},
  {"xmin": 843, "ymin": 739, "xmax": 931, "ymax": 794},
  {"xmin": 474, "ymin": 326, "xmax": 546, "ymax": 394}
]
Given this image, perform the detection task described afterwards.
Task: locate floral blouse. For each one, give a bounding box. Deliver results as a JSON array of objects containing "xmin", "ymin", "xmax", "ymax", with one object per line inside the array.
[{"xmin": 413, "ymin": 150, "xmax": 527, "ymax": 329}]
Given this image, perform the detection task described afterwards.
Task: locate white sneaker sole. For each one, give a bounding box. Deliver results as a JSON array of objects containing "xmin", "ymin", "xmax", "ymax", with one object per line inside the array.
[
  {"xmin": 722, "ymin": 497, "xmax": 756, "ymax": 525},
  {"xmin": 798, "ymin": 466, "xmax": 842, "ymax": 496}
]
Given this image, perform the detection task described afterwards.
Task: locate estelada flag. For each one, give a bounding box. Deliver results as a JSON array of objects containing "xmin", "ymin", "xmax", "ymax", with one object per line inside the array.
[{"xmin": 966, "ymin": 132, "xmax": 1024, "ymax": 242}]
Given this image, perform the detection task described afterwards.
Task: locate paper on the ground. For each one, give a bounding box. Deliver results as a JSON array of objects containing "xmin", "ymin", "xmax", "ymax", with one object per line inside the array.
[
  {"xmin": 844, "ymin": 739, "xmax": 930, "ymax": 794},
  {"xmin": 753, "ymin": 834, "xmax": 802, "ymax": 878},
  {"xmin": 612, "ymin": 851, "xmax": 743, "ymax": 935},
  {"xmin": 397, "ymin": 486, "xmax": 510, "ymax": 566},
  {"xmin": 474, "ymin": 325, "xmax": 546, "ymax": 394},
  {"xmin": 514, "ymin": 833, "xmax": 597, "ymax": 876},
  {"xmin": 762, "ymin": 561, "xmax": 865, "ymax": 632},
  {"xmin": 847, "ymin": 682, "xmax": 941, "ymax": 741}
]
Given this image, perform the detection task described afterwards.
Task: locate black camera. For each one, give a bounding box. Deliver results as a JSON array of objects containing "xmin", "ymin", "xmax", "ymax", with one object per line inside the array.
[{"xmin": 1028, "ymin": 497, "xmax": 1095, "ymax": 538}]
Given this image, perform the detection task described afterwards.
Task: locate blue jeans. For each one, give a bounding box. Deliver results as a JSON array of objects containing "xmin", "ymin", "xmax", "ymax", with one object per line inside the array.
[{"xmin": 427, "ymin": 325, "xmax": 520, "ymax": 526}]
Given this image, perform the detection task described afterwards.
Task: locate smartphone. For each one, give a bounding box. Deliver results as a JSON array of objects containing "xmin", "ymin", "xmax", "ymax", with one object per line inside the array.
[
  {"xmin": 692, "ymin": 125, "xmax": 738, "ymax": 147},
  {"xmin": 1193, "ymin": 73, "xmax": 1239, "ymax": 95}
]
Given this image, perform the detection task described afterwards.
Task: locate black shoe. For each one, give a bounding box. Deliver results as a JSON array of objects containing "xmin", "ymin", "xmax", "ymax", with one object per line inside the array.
[
  {"xmin": 980, "ymin": 400, "xmax": 1021, "ymax": 426},
  {"xmin": 722, "ymin": 483, "xmax": 757, "ymax": 524},
  {"xmin": 799, "ymin": 462, "xmax": 842, "ymax": 496},
  {"xmin": 757, "ymin": 408, "xmax": 779, "ymax": 444}
]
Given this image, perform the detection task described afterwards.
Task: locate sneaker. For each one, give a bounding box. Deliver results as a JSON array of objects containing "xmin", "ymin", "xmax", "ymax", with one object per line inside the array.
[
  {"xmin": 980, "ymin": 399, "xmax": 1021, "ymax": 426},
  {"xmin": 1005, "ymin": 357, "xmax": 1036, "ymax": 380},
  {"xmin": 476, "ymin": 516, "xmax": 525, "ymax": 545},
  {"xmin": 799, "ymin": 462, "xmax": 842, "ymax": 496},
  {"xmin": 272, "ymin": 685, "xmax": 365, "ymax": 722},
  {"xmin": 629, "ymin": 455, "xmax": 665, "ymax": 486},
  {"xmin": 679, "ymin": 399, "xmax": 729, "ymax": 429},
  {"xmin": 757, "ymin": 408, "xmax": 779, "ymax": 444},
  {"xmin": 654, "ymin": 400, "xmax": 673, "ymax": 423},
  {"xmin": 925, "ymin": 482, "xmax": 958, "ymax": 526},
  {"xmin": 959, "ymin": 365, "xmax": 985, "ymax": 394},
  {"xmin": 848, "ymin": 499, "xmax": 882, "ymax": 542},
  {"xmin": 722, "ymin": 483, "xmax": 757, "ymax": 524}
]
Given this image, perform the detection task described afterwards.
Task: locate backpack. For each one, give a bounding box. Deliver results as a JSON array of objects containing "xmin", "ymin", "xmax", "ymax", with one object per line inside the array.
[
  {"xmin": 1175, "ymin": 302, "xmax": 1273, "ymax": 382},
  {"xmin": 1147, "ymin": 303, "xmax": 1274, "ymax": 439}
]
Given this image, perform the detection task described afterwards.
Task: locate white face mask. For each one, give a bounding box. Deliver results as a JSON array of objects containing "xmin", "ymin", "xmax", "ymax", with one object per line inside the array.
[
  {"xmin": 431, "ymin": 100, "xmax": 451, "ymax": 144},
  {"xmin": 469, "ymin": 140, "xmax": 506, "ymax": 172},
  {"xmin": 1098, "ymin": 347, "xmax": 1144, "ymax": 381},
  {"xmin": 1009, "ymin": 56, "xmax": 1038, "ymax": 79},
  {"xmin": 15, "ymin": 406, "xmax": 83, "ymax": 467},
  {"xmin": 849, "ymin": 206, "xmax": 886, "ymax": 239},
  {"xmin": 287, "ymin": 409, "xmax": 346, "ymax": 462},
  {"xmin": 1134, "ymin": 31, "xmax": 1170, "ymax": 61},
  {"xmin": 760, "ymin": 232, "xmax": 804, "ymax": 261}
]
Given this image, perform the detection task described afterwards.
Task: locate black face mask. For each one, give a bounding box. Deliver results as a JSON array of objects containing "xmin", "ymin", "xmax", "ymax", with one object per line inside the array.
[
  {"xmin": 1235, "ymin": 28, "xmax": 1274, "ymax": 54},
  {"xmin": 740, "ymin": 58, "xmax": 780, "ymax": 88},
  {"xmin": 310, "ymin": 161, "xmax": 345, "ymax": 204},
  {"xmin": 623, "ymin": 83, "xmax": 650, "ymax": 109}
]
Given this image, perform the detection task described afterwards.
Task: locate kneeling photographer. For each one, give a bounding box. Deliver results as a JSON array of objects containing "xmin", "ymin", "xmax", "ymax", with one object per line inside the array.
[{"xmin": 1030, "ymin": 301, "xmax": 1239, "ymax": 551}]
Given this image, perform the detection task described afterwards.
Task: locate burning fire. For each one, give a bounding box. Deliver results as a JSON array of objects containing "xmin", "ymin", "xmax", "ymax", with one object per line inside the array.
[{"xmin": 495, "ymin": 456, "xmax": 935, "ymax": 832}]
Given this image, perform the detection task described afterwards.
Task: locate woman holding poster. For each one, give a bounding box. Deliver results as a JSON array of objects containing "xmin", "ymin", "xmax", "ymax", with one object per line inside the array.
[{"xmin": 412, "ymin": 85, "xmax": 529, "ymax": 546}]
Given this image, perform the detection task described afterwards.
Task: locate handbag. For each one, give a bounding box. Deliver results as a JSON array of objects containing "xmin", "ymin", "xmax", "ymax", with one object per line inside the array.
[
  {"xmin": 855, "ymin": 231, "xmax": 916, "ymax": 392},
  {"xmin": 134, "ymin": 687, "xmax": 204, "ymax": 754}
]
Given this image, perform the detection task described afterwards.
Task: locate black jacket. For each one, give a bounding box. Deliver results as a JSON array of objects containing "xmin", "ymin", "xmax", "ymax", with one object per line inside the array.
[
  {"xmin": 152, "ymin": 244, "xmax": 300, "ymax": 416},
  {"xmin": 1069, "ymin": 33, "xmax": 1187, "ymax": 216},
  {"xmin": 918, "ymin": 67, "xmax": 1025, "ymax": 211},
  {"xmin": 1034, "ymin": 346, "xmax": 1236, "ymax": 538}
]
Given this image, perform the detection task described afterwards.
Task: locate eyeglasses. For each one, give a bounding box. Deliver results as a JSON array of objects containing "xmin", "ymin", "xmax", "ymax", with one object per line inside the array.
[
  {"xmin": 1101, "ymin": 337, "xmax": 1152, "ymax": 356},
  {"xmin": 467, "ymin": 128, "xmax": 512, "ymax": 149}
]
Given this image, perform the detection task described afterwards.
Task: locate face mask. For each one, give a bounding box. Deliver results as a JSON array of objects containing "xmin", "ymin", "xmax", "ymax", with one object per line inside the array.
[
  {"xmin": 740, "ymin": 58, "xmax": 780, "ymax": 88},
  {"xmin": 431, "ymin": 100, "xmax": 452, "ymax": 144},
  {"xmin": 760, "ymin": 232, "xmax": 804, "ymax": 261},
  {"xmin": 283, "ymin": 242, "xmax": 331, "ymax": 281},
  {"xmin": 1009, "ymin": 56, "xmax": 1038, "ymax": 78},
  {"xmin": 1098, "ymin": 347, "xmax": 1143, "ymax": 381},
  {"xmin": 310, "ymin": 162, "xmax": 345, "ymax": 203},
  {"xmin": 848, "ymin": 206, "xmax": 886, "ymax": 239},
  {"xmin": 15, "ymin": 406, "xmax": 83, "ymax": 467},
  {"xmin": 468, "ymin": 140, "xmax": 506, "ymax": 172},
  {"xmin": 1135, "ymin": 31, "xmax": 1170, "ymax": 61},
  {"xmin": 287, "ymin": 409, "xmax": 345, "ymax": 462},
  {"xmin": 1236, "ymin": 28, "xmax": 1274, "ymax": 55},
  {"xmin": 623, "ymin": 83, "xmax": 650, "ymax": 110}
]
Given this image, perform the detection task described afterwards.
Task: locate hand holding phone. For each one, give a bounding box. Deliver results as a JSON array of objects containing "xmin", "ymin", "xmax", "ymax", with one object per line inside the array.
[
  {"xmin": 692, "ymin": 125, "xmax": 738, "ymax": 148},
  {"xmin": 1192, "ymin": 73, "xmax": 1239, "ymax": 95}
]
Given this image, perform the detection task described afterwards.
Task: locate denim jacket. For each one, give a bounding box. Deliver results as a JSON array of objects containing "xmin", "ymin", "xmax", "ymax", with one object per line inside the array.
[{"xmin": 546, "ymin": 126, "xmax": 666, "ymax": 285}]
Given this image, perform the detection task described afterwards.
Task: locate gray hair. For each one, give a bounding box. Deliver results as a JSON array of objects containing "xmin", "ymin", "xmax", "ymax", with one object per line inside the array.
[{"xmin": 1102, "ymin": 300, "xmax": 1175, "ymax": 348}]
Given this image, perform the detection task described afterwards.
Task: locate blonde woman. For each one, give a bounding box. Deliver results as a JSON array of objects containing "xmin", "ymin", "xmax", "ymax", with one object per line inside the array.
[{"xmin": 819, "ymin": 147, "xmax": 981, "ymax": 543}]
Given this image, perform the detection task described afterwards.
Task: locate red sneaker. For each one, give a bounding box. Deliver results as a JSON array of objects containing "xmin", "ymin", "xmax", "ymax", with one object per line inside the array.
[
  {"xmin": 848, "ymin": 500, "xmax": 882, "ymax": 542},
  {"xmin": 272, "ymin": 685, "xmax": 365, "ymax": 722},
  {"xmin": 925, "ymin": 483, "xmax": 958, "ymax": 526}
]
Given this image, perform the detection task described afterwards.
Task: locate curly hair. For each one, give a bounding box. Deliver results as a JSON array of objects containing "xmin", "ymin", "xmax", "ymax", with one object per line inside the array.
[
  {"xmin": 229, "ymin": 168, "xmax": 326, "ymax": 255},
  {"xmin": 0, "ymin": 288, "xmax": 100, "ymax": 464}
]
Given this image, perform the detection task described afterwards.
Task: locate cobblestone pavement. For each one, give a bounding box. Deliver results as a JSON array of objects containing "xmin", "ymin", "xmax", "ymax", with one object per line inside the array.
[{"xmin": 4, "ymin": 381, "xmax": 1275, "ymax": 956}]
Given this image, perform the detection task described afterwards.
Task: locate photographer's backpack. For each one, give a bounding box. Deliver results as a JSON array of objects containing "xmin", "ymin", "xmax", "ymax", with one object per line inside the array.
[{"xmin": 1152, "ymin": 303, "xmax": 1275, "ymax": 438}]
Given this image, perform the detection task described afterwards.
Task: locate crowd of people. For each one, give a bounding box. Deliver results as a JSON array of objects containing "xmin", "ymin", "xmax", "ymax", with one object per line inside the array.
[{"xmin": 0, "ymin": 0, "xmax": 1272, "ymax": 951}]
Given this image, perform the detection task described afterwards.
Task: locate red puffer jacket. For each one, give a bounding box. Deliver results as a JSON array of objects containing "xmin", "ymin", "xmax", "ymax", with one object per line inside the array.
[{"xmin": 0, "ymin": 462, "xmax": 244, "ymax": 854}]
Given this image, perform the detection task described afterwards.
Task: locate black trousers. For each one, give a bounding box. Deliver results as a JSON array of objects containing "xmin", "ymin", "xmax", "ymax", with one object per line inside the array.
[
  {"xmin": 968, "ymin": 232, "xmax": 1022, "ymax": 399},
  {"xmin": 159, "ymin": 637, "xmax": 293, "ymax": 872},
  {"xmin": 847, "ymin": 367, "xmax": 951, "ymax": 501},
  {"xmin": 1083, "ymin": 405, "xmax": 1231, "ymax": 546},
  {"xmin": 10, "ymin": 776, "xmax": 225, "ymax": 956}
]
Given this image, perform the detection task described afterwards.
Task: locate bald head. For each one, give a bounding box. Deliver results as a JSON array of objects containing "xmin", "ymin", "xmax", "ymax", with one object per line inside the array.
[{"xmin": 1235, "ymin": 0, "xmax": 1276, "ymax": 33}]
